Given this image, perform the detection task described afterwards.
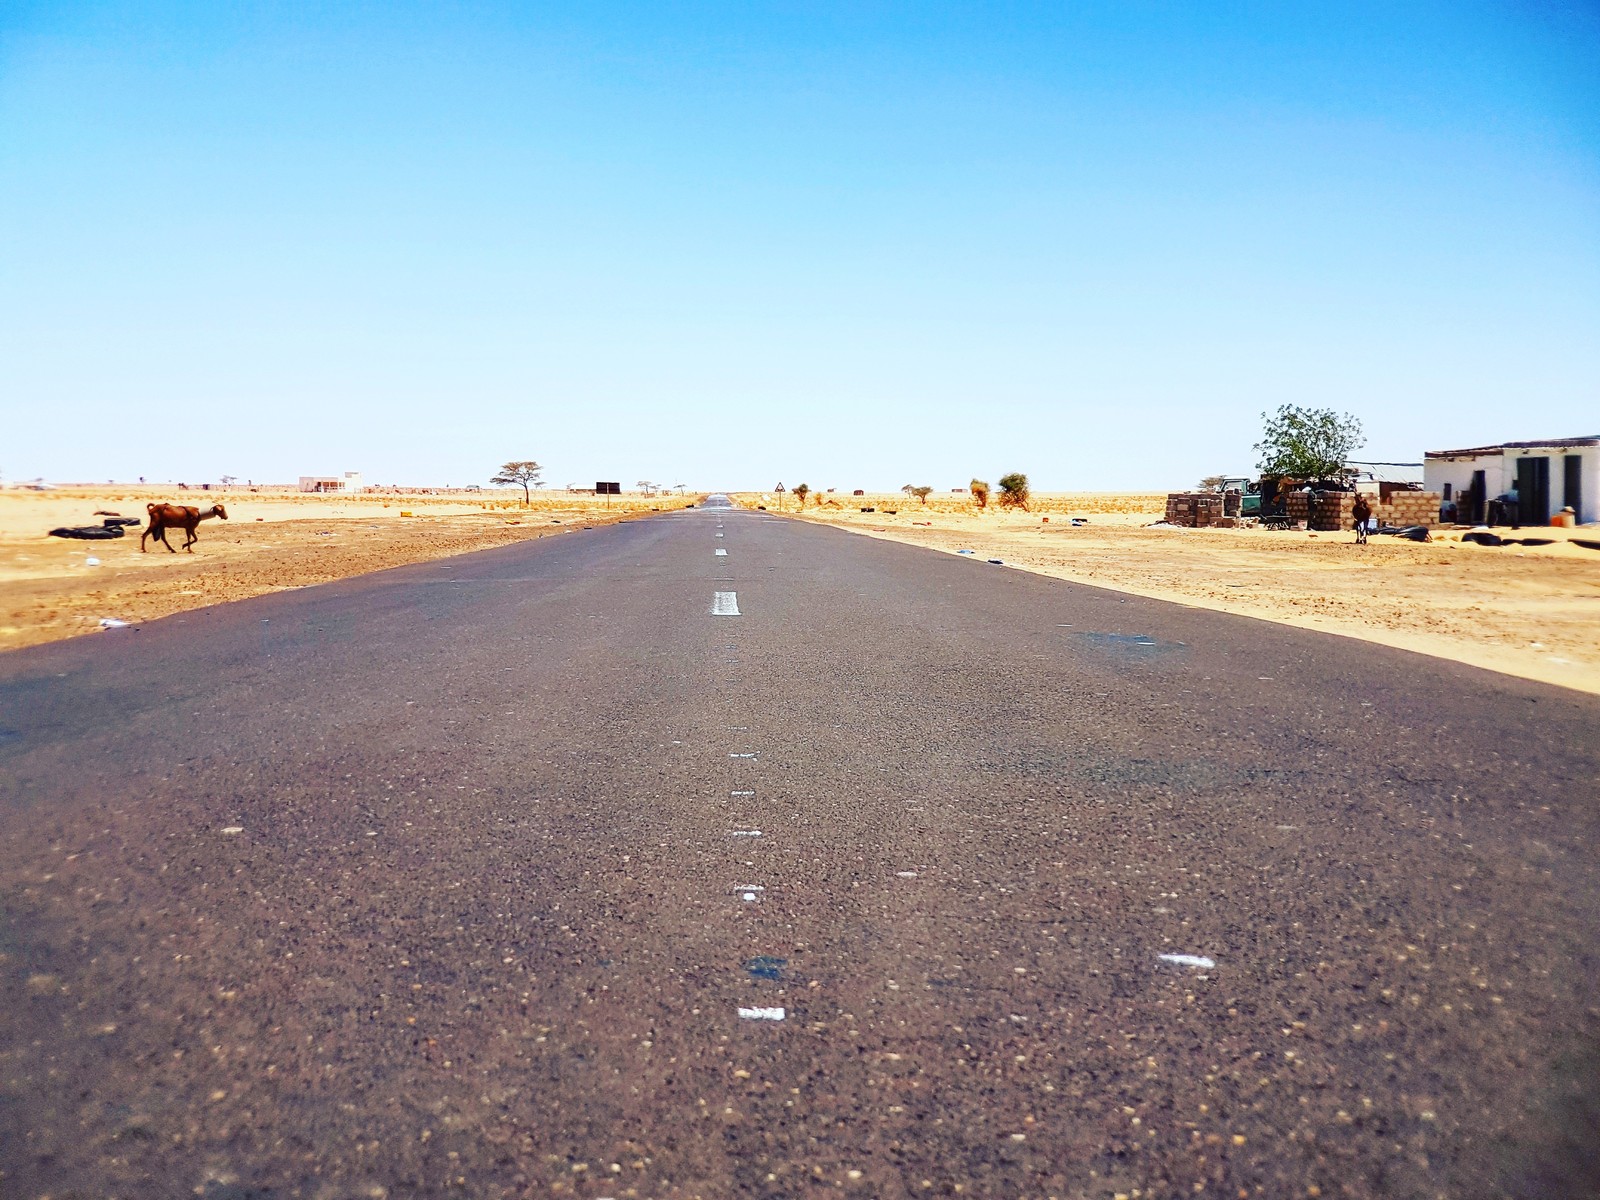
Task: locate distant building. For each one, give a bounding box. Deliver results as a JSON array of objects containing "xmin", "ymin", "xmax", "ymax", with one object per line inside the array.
[
  {"xmin": 1423, "ymin": 437, "xmax": 1597, "ymax": 525},
  {"xmin": 298, "ymin": 472, "xmax": 363, "ymax": 494}
]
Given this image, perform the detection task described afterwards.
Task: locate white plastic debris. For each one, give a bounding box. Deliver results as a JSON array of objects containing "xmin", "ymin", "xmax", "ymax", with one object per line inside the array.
[
  {"xmin": 98, "ymin": 618, "xmax": 129, "ymax": 628},
  {"xmin": 737, "ymin": 1006, "xmax": 785, "ymax": 1020},
  {"xmin": 85, "ymin": 556, "xmax": 100, "ymax": 566},
  {"xmin": 1157, "ymin": 953, "xmax": 1216, "ymax": 970}
]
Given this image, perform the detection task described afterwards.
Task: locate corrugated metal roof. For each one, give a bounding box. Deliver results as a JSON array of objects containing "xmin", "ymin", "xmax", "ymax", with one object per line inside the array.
[{"xmin": 1424, "ymin": 436, "xmax": 1600, "ymax": 458}]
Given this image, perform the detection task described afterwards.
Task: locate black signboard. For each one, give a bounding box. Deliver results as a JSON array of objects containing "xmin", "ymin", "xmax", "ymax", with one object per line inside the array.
[{"xmin": 596, "ymin": 481, "xmax": 621, "ymax": 495}]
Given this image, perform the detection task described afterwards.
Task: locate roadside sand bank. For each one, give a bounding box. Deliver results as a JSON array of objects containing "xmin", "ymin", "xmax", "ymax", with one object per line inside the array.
[{"xmin": 0, "ymin": 488, "xmax": 689, "ymax": 651}]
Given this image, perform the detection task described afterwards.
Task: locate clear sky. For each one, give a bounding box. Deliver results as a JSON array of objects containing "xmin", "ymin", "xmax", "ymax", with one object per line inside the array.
[{"xmin": 3, "ymin": 2, "xmax": 1596, "ymax": 492}]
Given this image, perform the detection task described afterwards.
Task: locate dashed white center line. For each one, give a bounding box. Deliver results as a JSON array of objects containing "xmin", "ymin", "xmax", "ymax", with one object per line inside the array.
[
  {"xmin": 711, "ymin": 591, "xmax": 740, "ymax": 616},
  {"xmin": 737, "ymin": 1006, "xmax": 785, "ymax": 1021},
  {"xmin": 730, "ymin": 790, "xmax": 756, "ymax": 796},
  {"xmin": 714, "ymin": 548, "xmax": 728, "ymax": 556},
  {"xmin": 730, "ymin": 829, "xmax": 763, "ymax": 838},
  {"xmin": 730, "ymin": 752, "xmax": 757, "ymax": 759}
]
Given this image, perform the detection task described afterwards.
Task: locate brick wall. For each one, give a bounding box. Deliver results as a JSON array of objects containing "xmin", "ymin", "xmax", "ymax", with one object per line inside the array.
[{"xmin": 1169, "ymin": 490, "xmax": 1443, "ymax": 529}]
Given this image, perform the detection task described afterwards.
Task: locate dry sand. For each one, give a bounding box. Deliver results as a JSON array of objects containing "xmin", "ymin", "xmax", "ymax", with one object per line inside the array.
[
  {"xmin": 749, "ymin": 492, "xmax": 1600, "ymax": 697},
  {"xmin": 7, "ymin": 487, "xmax": 1599, "ymax": 696},
  {"xmin": 0, "ymin": 487, "xmax": 690, "ymax": 652}
]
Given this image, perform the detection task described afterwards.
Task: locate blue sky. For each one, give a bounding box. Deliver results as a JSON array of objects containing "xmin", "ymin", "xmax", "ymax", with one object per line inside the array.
[{"xmin": 3, "ymin": 2, "xmax": 1596, "ymax": 491}]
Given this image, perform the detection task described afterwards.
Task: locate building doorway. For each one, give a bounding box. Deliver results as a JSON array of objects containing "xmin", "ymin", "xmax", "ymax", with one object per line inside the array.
[
  {"xmin": 1516, "ymin": 456, "xmax": 1551, "ymax": 525},
  {"xmin": 1466, "ymin": 470, "xmax": 1486, "ymax": 524},
  {"xmin": 1565, "ymin": 455, "xmax": 1583, "ymax": 519}
]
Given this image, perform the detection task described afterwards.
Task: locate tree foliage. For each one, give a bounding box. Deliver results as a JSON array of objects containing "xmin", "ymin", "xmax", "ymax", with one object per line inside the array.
[
  {"xmin": 1197, "ymin": 474, "xmax": 1227, "ymax": 492},
  {"xmin": 997, "ymin": 472, "xmax": 1030, "ymax": 510},
  {"xmin": 793, "ymin": 482, "xmax": 810, "ymax": 506},
  {"xmin": 1254, "ymin": 405, "xmax": 1364, "ymax": 480},
  {"xmin": 490, "ymin": 460, "xmax": 544, "ymax": 504},
  {"xmin": 970, "ymin": 478, "xmax": 990, "ymax": 510},
  {"xmin": 911, "ymin": 485, "xmax": 933, "ymax": 505}
]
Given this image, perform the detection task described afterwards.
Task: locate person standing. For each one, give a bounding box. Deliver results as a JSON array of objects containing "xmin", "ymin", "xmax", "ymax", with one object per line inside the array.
[{"xmin": 1352, "ymin": 493, "xmax": 1372, "ymax": 544}]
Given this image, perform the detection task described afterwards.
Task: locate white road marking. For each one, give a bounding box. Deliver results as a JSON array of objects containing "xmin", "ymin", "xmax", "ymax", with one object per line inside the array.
[
  {"xmin": 896, "ymin": 871, "xmax": 918, "ymax": 878},
  {"xmin": 220, "ymin": 826, "xmax": 244, "ymax": 835},
  {"xmin": 715, "ymin": 532, "xmax": 725, "ymax": 538},
  {"xmin": 731, "ymin": 790, "xmax": 756, "ymax": 796},
  {"xmin": 1157, "ymin": 953, "xmax": 1216, "ymax": 970},
  {"xmin": 712, "ymin": 591, "xmax": 741, "ymax": 616},
  {"xmin": 738, "ymin": 1007, "xmax": 785, "ymax": 1020},
  {"xmin": 731, "ymin": 829, "xmax": 762, "ymax": 837},
  {"xmin": 730, "ymin": 752, "xmax": 757, "ymax": 759},
  {"xmin": 714, "ymin": 548, "xmax": 728, "ymax": 556}
]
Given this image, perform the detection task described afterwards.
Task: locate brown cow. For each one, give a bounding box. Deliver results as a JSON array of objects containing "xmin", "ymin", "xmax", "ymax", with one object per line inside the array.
[{"xmin": 142, "ymin": 503, "xmax": 227, "ymax": 553}]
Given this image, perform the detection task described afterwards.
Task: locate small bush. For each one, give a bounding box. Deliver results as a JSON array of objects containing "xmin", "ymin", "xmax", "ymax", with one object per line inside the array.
[{"xmin": 998, "ymin": 472, "xmax": 1030, "ymax": 511}]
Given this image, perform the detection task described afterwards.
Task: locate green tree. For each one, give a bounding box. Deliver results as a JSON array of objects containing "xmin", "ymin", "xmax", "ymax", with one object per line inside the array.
[
  {"xmin": 998, "ymin": 472, "xmax": 1030, "ymax": 511},
  {"xmin": 911, "ymin": 485, "xmax": 933, "ymax": 505},
  {"xmin": 793, "ymin": 482, "xmax": 811, "ymax": 506},
  {"xmin": 1254, "ymin": 405, "xmax": 1365, "ymax": 480},
  {"xmin": 970, "ymin": 478, "xmax": 990, "ymax": 510},
  {"xmin": 491, "ymin": 460, "xmax": 544, "ymax": 504}
]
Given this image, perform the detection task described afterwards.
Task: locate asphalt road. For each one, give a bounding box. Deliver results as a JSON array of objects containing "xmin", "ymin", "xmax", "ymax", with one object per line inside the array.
[{"xmin": 2, "ymin": 506, "xmax": 1597, "ymax": 1200}]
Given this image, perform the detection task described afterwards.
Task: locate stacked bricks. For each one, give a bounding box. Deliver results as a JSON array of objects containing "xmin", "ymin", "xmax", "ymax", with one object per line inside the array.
[
  {"xmin": 1290, "ymin": 489, "xmax": 1443, "ymax": 530},
  {"xmin": 1305, "ymin": 491, "xmax": 1351, "ymax": 532},
  {"xmin": 1374, "ymin": 491, "xmax": 1441, "ymax": 528},
  {"xmin": 1165, "ymin": 493, "xmax": 1225, "ymax": 527},
  {"xmin": 1277, "ymin": 490, "xmax": 1347, "ymax": 531}
]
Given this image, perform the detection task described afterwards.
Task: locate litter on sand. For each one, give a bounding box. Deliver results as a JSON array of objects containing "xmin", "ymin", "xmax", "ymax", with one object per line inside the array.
[
  {"xmin": 987, "ymin": 558, "xmax": 1005, "ymax": 565},
  {"xmin": 956, "ymin": 549, "xmax": 975, "ymax": 554},
  {"xmin": 1157, "ymin": 953, "xmax": 1216, "ymax": 970},
  {"xmin": 97, "ymin": 618, "xmax": 130, "ymax": 628},
  {"xmin": 737, "ymin": 1007, "xmax": 786, "ymax": 1021}
]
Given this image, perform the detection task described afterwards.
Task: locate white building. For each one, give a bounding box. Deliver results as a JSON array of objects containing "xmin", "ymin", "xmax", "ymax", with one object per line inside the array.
[
  {"xmin": 298, "ymin": 472, "xmax": 363, "ymax": 493},
  {"xmin": 1423, "ymin": 437, "xmax": 1598, "ymax": 525}
]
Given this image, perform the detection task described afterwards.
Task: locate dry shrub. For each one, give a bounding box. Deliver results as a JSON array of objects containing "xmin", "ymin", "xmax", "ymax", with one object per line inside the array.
[{"xmin": 730, "ymin": 491, "xmax": 1164, "ymax": 517}]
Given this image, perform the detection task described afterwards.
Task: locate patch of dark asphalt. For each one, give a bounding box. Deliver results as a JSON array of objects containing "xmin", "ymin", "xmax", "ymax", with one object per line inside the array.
[{"xmin": 1, "ymin": 508, "xmax": 1597, "ymax": 1198}]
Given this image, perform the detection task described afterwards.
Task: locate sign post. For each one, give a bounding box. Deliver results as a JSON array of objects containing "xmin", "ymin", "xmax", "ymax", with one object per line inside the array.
[
  {"xmin": 775, "ymin": 482, "xmax": 786, "ymax": 511},
  {"xmin": 596, "ymin": 481, "xmax": 620, "ymax": 508}
]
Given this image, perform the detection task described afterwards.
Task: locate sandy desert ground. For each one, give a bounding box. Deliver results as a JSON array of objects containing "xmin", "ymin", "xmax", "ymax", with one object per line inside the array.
[
  {"xmin": 0, "ymin": 487, "xmax": 691, "ymax": 652},
  {"xmin": 5, "ymin": 486, "xmax": 1599, "ymax": 696},
  {"xmin": 742, "ymin": 491, "xmax": 1600, "ymax": 696}
]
